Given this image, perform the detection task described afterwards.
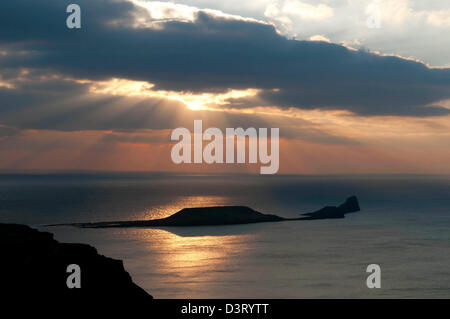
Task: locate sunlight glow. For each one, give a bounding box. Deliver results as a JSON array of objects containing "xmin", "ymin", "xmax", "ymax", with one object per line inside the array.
[
  {"xmin": 139, "ymin": 228, "xmax": 254, "ymax": 292},
  {"xmin": 85, "ymin": 77, "xmax": 260, "ymax": 111},
  {"xmin": 129, "ymin": 0, "xmax": 267, "ymax": 29}
]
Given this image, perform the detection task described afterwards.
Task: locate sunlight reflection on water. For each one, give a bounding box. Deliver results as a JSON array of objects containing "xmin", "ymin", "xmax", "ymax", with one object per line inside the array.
[
  {"xmin": 4, "ymin": 174, "xmax": 449, "ymax": 298},
  {"xmin": 137, "ymin": 229, "xmax": 254, "ymax": 291}
]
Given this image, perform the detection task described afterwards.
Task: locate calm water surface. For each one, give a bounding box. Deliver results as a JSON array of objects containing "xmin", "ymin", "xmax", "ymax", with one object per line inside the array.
[{"xmin": 1, "ymin": 173, "xmax": 449, "ymax": 298}]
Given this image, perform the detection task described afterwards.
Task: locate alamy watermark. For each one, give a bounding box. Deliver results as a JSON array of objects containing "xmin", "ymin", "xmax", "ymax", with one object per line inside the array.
[
  {"xmin": 366, "ymin": 264, "xmax": 381, "ymax": 288},
  {"xmin": 171, "ymin": 120, "xmax": 279, "ymax": 174},
  {"xmin": 66, "ymin": 4, "xmax": 81, "ymax": 29},
  {"xmin": 66, "ymin": 264, "xmax": 81, "ymax": 288}
]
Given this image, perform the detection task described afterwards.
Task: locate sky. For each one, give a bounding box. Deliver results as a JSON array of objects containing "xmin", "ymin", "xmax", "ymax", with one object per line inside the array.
[{"xmin": 0, "ymin": 0, "xmax": 449, "ymax": 174}]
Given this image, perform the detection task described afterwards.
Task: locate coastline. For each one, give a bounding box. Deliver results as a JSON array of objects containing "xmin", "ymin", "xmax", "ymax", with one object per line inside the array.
[{"xmin": 1, "ymin": 223, "xmax": 153, "ymax": 302}]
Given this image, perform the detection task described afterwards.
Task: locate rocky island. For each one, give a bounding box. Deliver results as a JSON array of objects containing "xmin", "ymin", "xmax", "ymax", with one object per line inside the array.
[
  {"xmin": 65, "ymin": 196, "xmax": 360, "ymax": 228},
  {"xmin": 300, "ymin": 195, "xmax": 360, "ymax": 220}
]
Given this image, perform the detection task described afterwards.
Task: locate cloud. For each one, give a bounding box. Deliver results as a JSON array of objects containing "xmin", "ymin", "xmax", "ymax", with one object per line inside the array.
[
  {"xmin": 308, "ymin": 35, "xmax": 330, "ymax": 42},
  {"xmin": 0, "ymin": 69, "xmax": 357, "ymax": 146},
  {"xmin": 264, "ymin": 0, "xmax": 334, "ymax": 27},
  {"xmin": 0, "ymin": 0, "xmax": 449, "ymax": 119},
  {"xmin": 260, "ymin": 0, "xmax": 450, "ymax": 67},
  {"xmin": 365, "ymin": 0, "xmax": 450, "ymax": 28},
  {"xmin": 0, "ymin": 125, "xmax": 20, "ymax": 138},
  {"xmin": 425, "ymin": 9, "xmax": 450, "ymax": 27},
  {"xmin": 281, "ymin": 1, "xmax": 334, "ymax": 20},
  {"xmin": 100, "ymin": 130, "xmax": 172, "ymax": 144}
]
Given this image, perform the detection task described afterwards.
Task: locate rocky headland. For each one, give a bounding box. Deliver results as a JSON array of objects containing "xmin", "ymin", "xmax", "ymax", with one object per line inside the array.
[
  {"xmin": 1, "ymin": 223, "xmax": 152, "ymax": 303},
  {"xmin": 65, "ymin": 196, "xmax": 360, "ymax": 228}
]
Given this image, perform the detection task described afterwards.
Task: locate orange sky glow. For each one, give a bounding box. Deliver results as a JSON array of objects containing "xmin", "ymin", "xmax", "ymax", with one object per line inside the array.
[{"xmin": 1, "ymin": 76, "xmax": 449, "ymax": 174}]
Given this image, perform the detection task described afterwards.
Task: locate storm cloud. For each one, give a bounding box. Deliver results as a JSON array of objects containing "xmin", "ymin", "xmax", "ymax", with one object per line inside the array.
[{"xmin": 0, "ymin": 0, "xmax": 449, "ymax": 117}]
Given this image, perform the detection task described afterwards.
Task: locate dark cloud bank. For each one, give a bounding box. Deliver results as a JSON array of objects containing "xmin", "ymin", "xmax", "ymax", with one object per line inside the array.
[{"xmin": 0, "ymin": 0, "xmax": 449, "ymax": 120}]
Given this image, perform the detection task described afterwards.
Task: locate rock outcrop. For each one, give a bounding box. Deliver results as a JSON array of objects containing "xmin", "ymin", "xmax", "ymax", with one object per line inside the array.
[
  {"xmin": 1, "ymin": 223, "xmax": 152, "ymax": 303},
  {"xmin": 300, "ymin": 196, "xmax": 360, "ymax": 220}
]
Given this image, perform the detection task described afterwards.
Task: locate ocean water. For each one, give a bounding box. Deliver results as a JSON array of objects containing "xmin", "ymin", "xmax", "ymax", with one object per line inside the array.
[{"xmin": 0, "ymin": 173, "xmax": 449, "ymax": 298}]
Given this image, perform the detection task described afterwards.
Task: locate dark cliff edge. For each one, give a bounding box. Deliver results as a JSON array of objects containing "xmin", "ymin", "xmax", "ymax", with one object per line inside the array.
[
  {"xmin": 62, "ymin": 196, "xmax": 360, "ymax": 229},
  {"xmin": 1, "ymin": 223, "xmax": 152, "ymax": 303}
]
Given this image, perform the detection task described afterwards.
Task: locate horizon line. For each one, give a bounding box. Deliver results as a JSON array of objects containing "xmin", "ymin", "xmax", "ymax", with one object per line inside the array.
[{"xmin": 0, "ymin": 169, "xmax": 449, "ymax": 178}]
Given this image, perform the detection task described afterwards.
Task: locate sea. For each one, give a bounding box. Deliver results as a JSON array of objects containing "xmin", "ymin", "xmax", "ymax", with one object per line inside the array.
[{"xmin": 0, "ymin": 172, "xmax": 449, "ymax": 298}]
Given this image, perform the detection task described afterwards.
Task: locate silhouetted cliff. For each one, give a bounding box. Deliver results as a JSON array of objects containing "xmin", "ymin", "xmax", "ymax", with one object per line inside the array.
[{"xmin": 1, "ymin": 223, "xmax": 152, "ymax": 303}]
